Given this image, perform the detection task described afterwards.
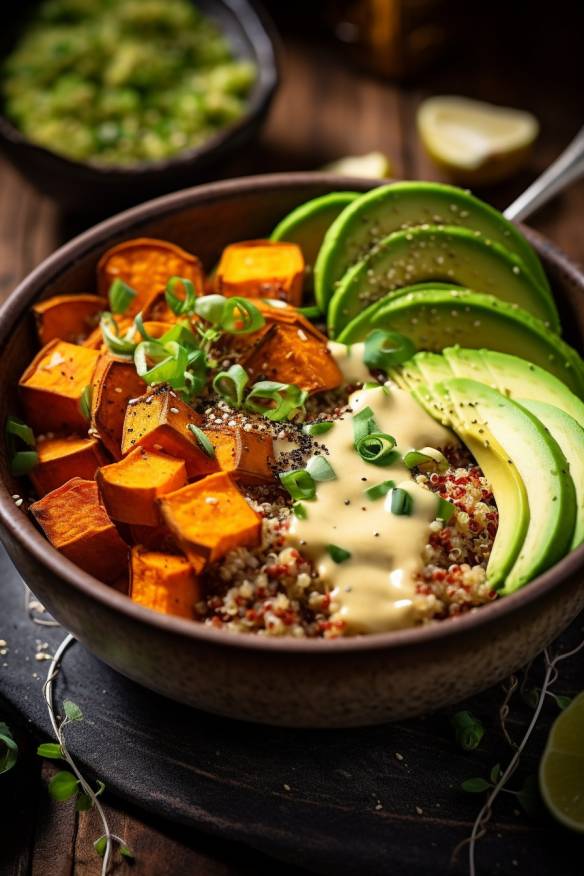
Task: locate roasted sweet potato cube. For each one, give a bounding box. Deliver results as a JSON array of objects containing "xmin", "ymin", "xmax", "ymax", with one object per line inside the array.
[
  {"xmin": 130, "ymin": 547, "xmax": 201, "ymax": 618},
  {"xmin": 216, "ymin": 240, "xmax": 304, "ymax": 306},
  {"xmin": 207, "ymin": 428, "xmax": 273, "ymax": 484},
  {"xmin": 97, "ymin": 237, "xmax": 204, "ymax": 316},
  {"xmin": 129, "ymin": 523, "xmax": 178, "ymax": 552},
  {"xmin": 97, "ymin": 447, "xmax": 188, "ymax": 526},
  {"xmin": 19, "ymin": 340, "xmax": 100, "ymax": 434},
  {"xmin": 30, "ymin": 478, "xmax": 128, "ymax": 583},
  {"xmin": 30, "ymin": 435, "xmax": 109, "ymax": 497},
  {"xmin": 159, "ymin": 472, "xmax": 262, "ymax": 570},
  {"xmin": 242, "ymin": 323, "xmax": 342, "ymax": 394},
  {"xmin": 33, "ymin": 294, "xmax": 106, "ymax": 346},
  {"xmin": 91, "ymin": 354, "xmax": 146, "ymax": 459},
  {"xmin": 220, "ymin": 300, "xmax": 326, "ymax": 359},
  {"xmin": 122, "ymin": 387, "xmax": 218, "ymax": 479}
]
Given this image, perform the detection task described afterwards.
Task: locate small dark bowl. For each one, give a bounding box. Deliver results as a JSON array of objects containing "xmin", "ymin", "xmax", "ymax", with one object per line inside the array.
[
  {"xmin": 0, "ymin": 173, "xmax": 583, "ymax": 728},
  {"xmin": 0, "ymin": 0, "xmax": 279, "ymax": 213}
]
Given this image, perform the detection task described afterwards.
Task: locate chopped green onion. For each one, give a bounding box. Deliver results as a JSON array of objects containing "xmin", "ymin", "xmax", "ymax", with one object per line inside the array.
[
  {"xmin": 352, "ymin": 406, "xmax": 378, "ymax": 444},
  {"xmin": 187, "ymin": 424, "xmax": 215, "ymax": 458},
  {"xmin": 355, "ymin": 432, "xmax": 397, "ymax": 466},
  {"xmin": 245, "ymin": 381, "xmax": 307, "ymax": 421},
  {"xmin": 133, "ymin": 312, "xmax": 153, "ymax": 341},
  {"xmin": 221, "ymin": 297, "xmax": 265, "ymax": 334},
  {"xmin": 303, "ymin": 421, "xmax": 334, "ymax": 436},
  {"xmin": 100, "ymin": 313, "xmax": 137, "ymax": 357},
  {"xmin": 160, "ymin": 323, "xmax": 200, "ymax": 349},
  {"xmin": 194, "ymin": 294, "xmax": 228, "ymax": 325},
  {"xmin": 135, "ymin": 340, "xmax": 187, "ymax": 387},
  {"xmin": 6, "ymin": 416, "xmax": 35, "ymax": 448},
  {"xmin": 390, "ymin": 487, "xmax": 413, "ymax": 516},
  {"xmin": 327, "ymin": 544, "xmax": 352, "ymax": 564},
  {"xmin": 306, "ymin": 455, "xmax": 336, "ymax": 482},
  {"xmin": 363, "ymin": 329, "xmax": 416, "ymax": 371},
  {"xmin": 213, "ymin": 364, "xmax": 249, "ymax": 408},
  {"xmin": 279, "ymin": 469, "xmax": 316, "ymax": 501},
  {"xmin": 436, "ymin": 497, "xmax": 456, "ymax": 523},
  {"xmin": 165, "ymin": 276, "xmax": 198, "ymax": 317},
  {"xmin": 298, "ymin": 304, "xmax": 322, "ymax": 320},
  {"xmin": 108, "ymin": 278, "xmax": 137, "ymax": 315},
  {"xmin": 79, "ymin": 385, "xmax": 92, "ymax": 421},
  {"xmin": 403, "ymin": 450, "xmax": 435, "ymax": 469},
  {"xmin": 292, "ymin": 501, "xmax": 308, "ymax": 519},
  {"xmin": 364, "ymin": 480, "xmax": 395, "ymax": 501},
  {"xmin": 10, "ymin": 450, "xmax": 38, "ymax": 476}
]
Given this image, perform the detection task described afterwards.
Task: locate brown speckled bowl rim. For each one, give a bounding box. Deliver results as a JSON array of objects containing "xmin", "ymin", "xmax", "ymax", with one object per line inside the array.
[{"xmin": 1, "ymin": 172, "xmax": 583, "ymax": 654}]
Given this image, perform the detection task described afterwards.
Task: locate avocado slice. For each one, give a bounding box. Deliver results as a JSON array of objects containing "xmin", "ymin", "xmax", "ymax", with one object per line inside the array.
[
  {"xmin": 518, "ymin": 400, "xmax": 584, "ymax": 550},
  {"xmin": 437, "ymin": 379, "xmax": 576, "ymax": 594},
  {"xmin": 327, "ymin": 225, "xmax": 559, "ymax": 337},
  {"xmin": 411, "ymin": 381, "xmax": 528, "ymax": 588},
  {"xmin": 314, "ymin": 181, "xmax": 550, "ymax": 311},
  {"xmin": 271, "ymin": 192, "xmax": 358, "ymax": 292},
  {"xmin": 338, "ymin": 289, "xmax": 584, "ymax": 398}
]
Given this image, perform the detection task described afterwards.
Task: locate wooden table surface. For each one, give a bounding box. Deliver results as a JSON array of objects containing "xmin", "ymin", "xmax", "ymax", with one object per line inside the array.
[{"xmin": 1, "ymin": 5, "xmax": 583, "ymax": 874}]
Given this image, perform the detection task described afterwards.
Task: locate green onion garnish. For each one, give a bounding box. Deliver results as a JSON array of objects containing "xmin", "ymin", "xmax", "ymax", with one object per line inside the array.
[
  {"xmin": 6, "ymin": 416, "xmax": 35, "ymax": 448},
  {"xmin": 187, "ymin": 424, "xmax": 216, "ymax": 458},
  {"xmin": 220, "ymin": 297, "xmax": 265, "ymax": 334},
  {"xmin": 363, "ymin": 329, "xmax": 416, "ymax": 371},
  {"xmin": 355, "ymin": 432, "xmax": 397, "ymax": 466},
  {"xmin": 165, "ymin": 276, "xmax": 198, "ymax": 316},
  {"xmin": 100, "ymin": 313, "xmax": 137, "ymax": 358},
  {"xmin": 364, "ymin": 480, "xmax": 395, "ymax": 501},
  {"xmin": 303, "ymin": 421, "xmax": 334, "ymax": 436},
  {"xmin": 160, "ymin": 323, "xmax": 200, "ymax": 349},
  {"xmin": 327, "ymin": 544, "xmax": 352, "ymax": 564},
  {"xmin": 108, "ymin": 278, "xmax": 137, "ymax": 315},
  {"xmin": 279, "ymin": 469, "xmax": 316, "ymax": 501},
  {"xmin": 194, "ymin": 294, "xmax": 228, "ymax": 325},
  {"xmin": 245, "ymin": 381, "xmax": 307, "ymax": 422},
  {"xmin": 133, "ymin": 312, "xmax": 153, "ymax": 342},
  {"xmin": 305, "ymin": 455, "xmax": 336, "ymax": 482},
  {"xmin": 213, "ymin": 364, "xmax": 249, "ymax": 408},
  {"xmin": 79, "ymin": 385, "xmax": 92, "ymax": 421},
  {"xmin": 293, "ymin": 501, "xmax": 308, "ymax": 519},
  {"xmin": 390, "ymin": 487, "xmax": 413, "ymax": 516},
  {"xmin": 436, "ymin": 497, "xmax": 456, "ymax": 523},
  {"xmin": 10, "ymin": 450, "xmax": 38, "ymax": 477},
  {"xmin": 403, "ymin": 450, "xmax": 435, "ymax": 469},
  {"xmin": 352, "ymin": 406, "xmax": 378, "ymax": 444},
  {"xmin": 6, "ymin": 416, "xmax": 38, "ymax": 476}
]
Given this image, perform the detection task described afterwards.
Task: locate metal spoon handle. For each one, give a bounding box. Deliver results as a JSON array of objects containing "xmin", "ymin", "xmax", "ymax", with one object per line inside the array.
[{"xmin": 504, "ymin": 126, "xmax": 584, "ymax": 222}]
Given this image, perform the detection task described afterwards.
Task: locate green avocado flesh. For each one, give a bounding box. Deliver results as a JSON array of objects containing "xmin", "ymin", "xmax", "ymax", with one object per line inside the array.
[
  {"xmin": 327, "ymin": 225, "xmax": 558, "ymax": 336},
  {"xmin": 271, "ymin": 192, "xmax": 359, "ymax": 292},
  {"xmin": 314, "ymin": 181, "xmax": 550, "ymax": 311},
  {"xmin": 429, "ymin": 379, "xmax": 577, "ymax": 594},
  {"xmin": 338, "ymin": 289, "xmax": 584, "ymax": 398}
]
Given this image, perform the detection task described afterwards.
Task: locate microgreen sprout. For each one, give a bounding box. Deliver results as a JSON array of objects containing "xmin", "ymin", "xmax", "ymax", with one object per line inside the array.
[{"xmin": 450, "ymin": 710, "xmax": 485, "ymax": 751}]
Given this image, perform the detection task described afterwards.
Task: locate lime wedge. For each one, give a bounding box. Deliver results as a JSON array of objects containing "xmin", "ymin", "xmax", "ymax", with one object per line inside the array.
[
  {"xmin": 322, "ymin": 152, "xmax": 393, "ymax": 179},
  {"xmin": 539, "ymin": 690, "xmax": 584, "ymax": 833},
  {"xmin": 417, "ymin": 96, "xmax": 539, "ymax": 185}
]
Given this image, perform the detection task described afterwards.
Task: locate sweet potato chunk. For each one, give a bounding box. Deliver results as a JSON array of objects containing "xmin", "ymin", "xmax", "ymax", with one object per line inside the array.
[
  {"xmin": 30, "ymin": 478, "xmax": 128, "ymax": 583},
  {"xmin": 242, "ymin": 323, "xmax": 342, "ymax": 394},
  {"xmin": 19, "ymin": 340, "xmax": 100, "ymax": 433},
  {"xmin": 33, "ymin": 294, "xmax": 106, "ymax": 346},
  {"xmin": 220, "ymin": 300, "xmax": 326, "ymax": 359},
  {"xmin": 91, "ymin": 355, "xmax": 146, "ymax": 459},
  {"xmin": 130, "ymin": 547, "xmax": 200, "ymax": 618},
  {"xmin": 122, "ymin": 387, "xmax": 218, "ymax": 479},
  {"xmin": 97, "ymin": 237, "xmax": 204, "ymax": 316},
  {"xmin": 97, "ymin": 447, "xmax": 187, "ymax": 527},
  {"xmin": 207, "ymin": 428, "xmax": 274, "ymax": 484},
  {"xmin": 31, "ymin": 435, "xmax": 109, "ymax": 497},
  {"xmin": 129, "ymin": 523, "xmax": 178, "ymax": 552},
  {"xmin": 216, "ymin": 240, "xmax": 304, "ymax": 306},
  {"xmin": 159, "ymin": 472, "xmax": 261, "ymax": 571}
]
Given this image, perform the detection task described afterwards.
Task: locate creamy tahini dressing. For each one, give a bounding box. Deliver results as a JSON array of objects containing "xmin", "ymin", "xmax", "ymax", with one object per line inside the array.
[
  {"xmin": 327, "ymin": 341, "xmax": 371, "ymax": 386},
  {"xmin": 287, "ymin": 383, "xmax": 456, "ymax": 634}
]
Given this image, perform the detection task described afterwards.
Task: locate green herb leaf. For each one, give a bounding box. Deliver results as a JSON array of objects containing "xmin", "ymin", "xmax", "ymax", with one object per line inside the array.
[
  {"xmin": 120, "ymin": 845, "xmax": 135, "ymax": 860},
  {"xmin": 6, "ymin": 416, "xmax": 35, "ymax": 448},
  {"xmin": 461, "ymin": 777, "xmax": 491, "ymax": 793},
  {"xmin": 553, "ymin": 694, "xmax": 572, "ymax": 711},
  {"xmin": 100, "ymin": 313, "xmax": 137, "ymax": 358},
  {"xmin": 489, "ymin": 763, "xmax": 502, "ymax": 784},
  {"xmin": 37, "ymin": 742, "xmax": 63, "ymax": 759},
  {"xmin": 355, "ymin": 432, "xmax": 397, "ymax": 466},
  {"xmin": 363, "ymin": 329, "xmax": 416, "ymax": 371},
  {"xmin": 292, "ymin": 501, "xmax": 308, "ymax": 519},
  {"xmin": 63, "ymin": 700, "xmax": 83, "ymax": 722},
  {"xmin": 76, "ymin": 792, "xmax": 93, "ymax": 811},
  {"xmin": 10, "ymin": 451, "xmax": 39, "ymax": 476},
  {"xmin": 49, "ymin": 770, "xmax": 79, "ymax": 801},
  {"xmin": 305, "ymin": 455, "xmax": 336, "ymax": 482},
  {"xmin": 0, "ymin": 722, "xmax": 18, "ymax": 774},
  {"xmin": 436, "ymin": 497, "xmax": 456, "ymax": 523},
  {"xmin": 390, "ymin": 487, "xmax": 413, "ymax": 516},
  {"xmin": 303, "ymin": 421, "xmax": 334, "ymax": 436},
  {"xmin": 279, "ymin": 469, "xmax": 316, "ymax": 501},
  {"xmin": 352, "ymin": 406, "xmax": 378, "ymax": 444},
  {"xmin": 327, "ymin": 544, "xmax": 352, "ymax": 564},
  {"xmin": 94, "ymin": 835, "xmax": 108, "ymax": 857},
  {"xmin": 79, "ymin": 385, "xmax": 92, "ymax": 421},
  {"xmin": 521, "ymin": 686, "xmax": 541, "ymax": 710},
  {"xmin": 165, "ymin": 276, "xmax": 198, "ymax": 316},
  {"xmin": 220, "ymin": 297, "xmax": 265, "ymax": 334},
  {"xmin": 213, "ymin": 364, "xmax": 249, "ymax": 408},
  {"xmin": 187, "ymin": 424, "xmax": 215, "ymax": 458},
  {"xmin": 364, "ymin": 480, "xmax": 395, "ymax": 501},
  {"xmin": 450, "ymin": 710, "xmax": 485, "ymax": 751},
  {"xmin": 195, "ymin": 294, "xmax": 227, "ymax": 325},
  {"xmin": 108, "ymin": 278, "xmax": 137, "ymax": 315},
  {"xmin": 95, "ymin": 779, "xmax": 106, "ymax": 797},
  {"xmin": 245, "ymin": 381, "xmax": 307, "ymax": 422}
]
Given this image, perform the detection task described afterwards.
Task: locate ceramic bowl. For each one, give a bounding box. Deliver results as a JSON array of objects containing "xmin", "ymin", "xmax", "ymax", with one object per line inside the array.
[
  {"xmin": 0, "ymin": 1, "xmax": 279, "ymax": 212},
  {"xmin": 0, "ymin": 173, "xmax": 583, "ymax": 727}
]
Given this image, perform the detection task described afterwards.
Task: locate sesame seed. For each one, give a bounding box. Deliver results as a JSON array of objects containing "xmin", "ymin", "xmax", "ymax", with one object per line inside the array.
[
  {"xmin": 205, "ymin": 497, "xmax": 218, "ymax": 505},
  {"xmin": 170, "ymin": 407, "xmax": 179, "ymax": 414}
]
